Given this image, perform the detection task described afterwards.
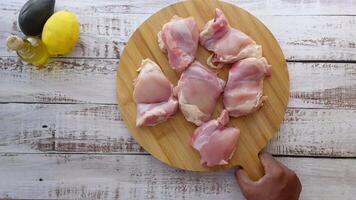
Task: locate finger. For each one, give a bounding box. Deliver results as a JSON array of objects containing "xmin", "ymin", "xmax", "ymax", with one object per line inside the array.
[
  {"xmin": 261, "ymin": 153, "xmax": 291, "ymax": 173},
  {"xmin": 297, "ymin": 176, "xmax": 303, "ymax": 195},
  {"xmin": 235, "ymin": 167, "xmax": 255, "ymax": 190},
  {"xmin": 259, "ymin": 153, "xmax": 283, "ymax": 174}
]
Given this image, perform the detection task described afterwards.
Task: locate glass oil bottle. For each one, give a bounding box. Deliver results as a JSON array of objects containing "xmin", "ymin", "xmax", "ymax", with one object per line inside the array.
[{"xmin": 6, "ymin": 35, "xmax": 49, "ymax": 66}]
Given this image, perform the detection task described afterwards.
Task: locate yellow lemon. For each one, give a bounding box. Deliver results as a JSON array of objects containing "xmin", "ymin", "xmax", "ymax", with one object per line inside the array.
[{"xmin": 42, "ymin": 10, "xmax": 79, "ymax": 55}]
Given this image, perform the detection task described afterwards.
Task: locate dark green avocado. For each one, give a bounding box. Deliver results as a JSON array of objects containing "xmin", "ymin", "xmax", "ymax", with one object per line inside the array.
[{"xmin": 18, "ymin": 0, "xmax": 55, "ymax": 36}]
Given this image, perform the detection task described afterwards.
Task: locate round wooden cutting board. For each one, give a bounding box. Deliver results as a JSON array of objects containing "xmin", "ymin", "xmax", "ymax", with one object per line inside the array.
[{"xmin": 117, "ymin": 0, "xmax": 289, "ymax": 180}]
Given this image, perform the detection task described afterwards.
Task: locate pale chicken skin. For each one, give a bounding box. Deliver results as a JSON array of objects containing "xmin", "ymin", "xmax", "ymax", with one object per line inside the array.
[
  {"xmin": 173, "ymin": 61, "xmax": 225, "ymax": 126},
  {"xmin": 224, "ymin": 57, "xmax": 272, "ymax": 117},
  {"xmin": 133, "ymin": 59, "xmax": 178, "ymax": 126},
  {"xmin": 191, "ymin": 110, "xmax": 240, "ymax": 167},
  {"xmin": 158, "ymin": 16, "xmax": 199, "ymax": 72},
  {"xmin": 200, "ymin": 8, "xmax": 262, "ymax": 69}
]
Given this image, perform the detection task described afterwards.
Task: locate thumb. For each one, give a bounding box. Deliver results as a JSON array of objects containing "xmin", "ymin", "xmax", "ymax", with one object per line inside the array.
[
  {"xmin": 235, "ymin": 167, "xmax": 255, "ymax": 190},
  {"xmin": 259, "ymin": 153, "xmax": 283, "ymax": 174}
]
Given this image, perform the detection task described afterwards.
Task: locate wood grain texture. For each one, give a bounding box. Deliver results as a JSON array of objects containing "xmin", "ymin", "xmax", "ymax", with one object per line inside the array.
[
  {"xmin": 1, "ymin": 103, "xmax": 356, "ymax": 157},
  {"xmin": 1, "ymin": 0, "xmax": 355, "ymax": 15},
  {"xmin": 1, "ymin": 57, "xmax": 355, "ymax": 109},
  {"xmin": 117, "ymin": 0, "xmax": 289, "ymax": 180},
  {"xmin": 0, "ymin": 1, "xmax": 356, "ymax": 60},
  {"xmin": 0, "ymin": 154, "xmax": 356, "ymax": 200},
  {"xmin": 289, "ymin": 62, "xmax": 356, "ymax": 109},
  {"xmin": 0, "ymin": 57, "xmax": 117, "ymax": 104}
]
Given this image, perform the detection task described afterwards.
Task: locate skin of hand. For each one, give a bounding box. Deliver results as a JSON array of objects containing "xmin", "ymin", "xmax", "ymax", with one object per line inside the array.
[{"xmin": 235, "ymin": 153, "xmax": 302, "ymax": 200}]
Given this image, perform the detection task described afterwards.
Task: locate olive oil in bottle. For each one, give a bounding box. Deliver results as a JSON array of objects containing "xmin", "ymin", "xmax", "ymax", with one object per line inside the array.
[{"xmin": 6, "ymin": 35, "xmax": 49, "ymax": 65}]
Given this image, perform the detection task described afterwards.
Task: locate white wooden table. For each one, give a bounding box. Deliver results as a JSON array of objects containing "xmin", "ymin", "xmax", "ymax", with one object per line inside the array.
[{"xmin": 0, "ymin": 0, "xmax": 355, "ymax": 199}]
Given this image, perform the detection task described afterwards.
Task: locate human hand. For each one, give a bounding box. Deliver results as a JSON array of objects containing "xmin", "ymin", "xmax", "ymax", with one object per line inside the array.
[{"xmin": 235, "ymin": 153, "xmax": 302, "ymax": 200}]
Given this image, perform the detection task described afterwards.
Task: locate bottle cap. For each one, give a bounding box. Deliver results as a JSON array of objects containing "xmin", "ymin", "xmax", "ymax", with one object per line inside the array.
[{"xmin": 6, "ymin": 35, "xmax": 25, "ymax": 51}]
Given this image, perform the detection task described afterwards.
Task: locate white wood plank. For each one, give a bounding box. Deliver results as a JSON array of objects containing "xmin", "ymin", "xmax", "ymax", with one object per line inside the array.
[
  {"xmin": 289, "ymin": 62, "xmax": 356, "ymax": 109},
  {"xmin": 0, "ymin": 154, "xmax": 355, "ymax": 200},
  {"xmin": 0, "ymin": 3, "xmax": 355, "ymax": 60},
  {"xmin": 1, "ymin": 58, "xmax": 355, "ymax": 108},
  {"xmin": 1, "ymin": 0, "xmax": 356, "ymax": 15},
  {"xmin": 0, "ymin": 58, "xmax": 117, "ymax": 104},
  {"xmin": 0, "ymin": 103, "xmax": 355, "ymax": 157}
]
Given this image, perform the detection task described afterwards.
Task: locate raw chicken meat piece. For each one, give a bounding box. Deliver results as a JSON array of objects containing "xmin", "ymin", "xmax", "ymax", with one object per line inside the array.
[
  {"xmin": 158, "ymin": 16, "xmax": 199, "ymax": 72},
  {"xmin": 133, "ymin": 59, "xmax": 178, "ymax": 126},
  {"xmin": 191, "ymin": 110, "xmax": 240, "ymax": 167},
  {"xmin": 173, "ymin": 61, "xmax": 225, "ymax": 126},
  {"xmin": 224, "ymin": 57, "xmax": 272, "ymax": 117},
  {"xmin": 200, "ymin": 8, "xmax": 262, "ymax": 69}
]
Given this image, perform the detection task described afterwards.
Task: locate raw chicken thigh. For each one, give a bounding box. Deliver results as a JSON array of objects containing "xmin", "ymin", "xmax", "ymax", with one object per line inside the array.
[
  {"xmin": 191, "ymin": 110, "xmax": 240, "ymax": 167},
  {"xmin": 173, "ymin": 61, "xmax": 225, "ymax": 126},
  {"xmin": 200, "ymin": 8, "xmax": 262, "ymax": 69},
  {"xmin": 133, "ymin": 59, "xmax": 178, "ymax": 126},
  {"xmin": 158, "ymin": 16, "xmax": 199, "ymax": 72},
  {"xmin": 224, "ymin": 57, "xmax": 272, "ymax": 117}
]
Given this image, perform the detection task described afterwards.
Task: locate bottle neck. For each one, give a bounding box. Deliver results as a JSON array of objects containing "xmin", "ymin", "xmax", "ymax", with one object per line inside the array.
[{"xmin": 7, "ymin": 36, "xmax": 35, "ymax": 58}]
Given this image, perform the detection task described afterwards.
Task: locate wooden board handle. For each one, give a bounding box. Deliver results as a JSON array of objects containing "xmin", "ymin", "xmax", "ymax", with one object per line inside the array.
[{"xmin": 243, "ymin": 153, "xmax": 265, "ymax": 181}]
